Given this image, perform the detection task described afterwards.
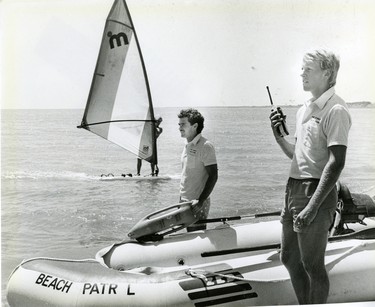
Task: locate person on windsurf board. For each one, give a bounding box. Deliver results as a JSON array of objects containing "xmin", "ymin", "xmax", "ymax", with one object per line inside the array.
[{"xmin": 134, "ymin": 116, "xmax": 163, "ymax": 177}]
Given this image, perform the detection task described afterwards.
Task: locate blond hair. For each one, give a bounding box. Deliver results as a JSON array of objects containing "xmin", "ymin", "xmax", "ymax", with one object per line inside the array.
[{"xmin": 303, "ymin": 50, "xmax": 340, "ymax": 87}]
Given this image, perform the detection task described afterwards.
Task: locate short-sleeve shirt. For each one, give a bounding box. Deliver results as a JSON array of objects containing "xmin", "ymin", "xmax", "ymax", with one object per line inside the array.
[
  {"xmin": 180, "ymin": 134, "xmax": 217, "ymax": 201},
  {"xmin": 289, "ymin": 87, "xmax": 351, "ymax": 179}
]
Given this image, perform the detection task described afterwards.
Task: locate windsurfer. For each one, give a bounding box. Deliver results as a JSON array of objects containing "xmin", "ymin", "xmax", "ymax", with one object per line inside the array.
[
  {"xmin": 269, "ymin": 49, "xmax": 351, "ymax": 304},
  {"xmin": 136, "ymin": 116, "xmax": 163, "ymax": 176},
  {"xmin": 178, "ymin": 108, "xmax": 218, "ymax": 232}
]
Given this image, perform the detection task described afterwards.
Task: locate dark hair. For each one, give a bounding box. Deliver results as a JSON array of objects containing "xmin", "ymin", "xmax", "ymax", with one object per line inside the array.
[{"xmin": 178, "ymin": 108, "xmax": 204, "ymax": 134}]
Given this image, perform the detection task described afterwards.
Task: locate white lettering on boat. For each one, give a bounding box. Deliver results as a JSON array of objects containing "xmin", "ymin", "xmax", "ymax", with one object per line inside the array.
[
  {"xmin": 82, "ymin": 283, "xmax": 118, "ymax": 295},
  {"xmin": 35, "ymin": 273, "xmax": 72, "ymax": 293}
]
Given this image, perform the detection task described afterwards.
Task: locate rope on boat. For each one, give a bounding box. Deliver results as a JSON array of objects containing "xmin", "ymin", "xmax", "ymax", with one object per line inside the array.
[
  {"xmin": 185, "ymin": 268, "xmax": 253, "ymax": 285},
  {"xmin": 21, "ymin": 257, "xmax": 98, "ymax": 264},
  {"xmin": 9, "ymin": 257, "xmax": 98, "ymax": 278}
]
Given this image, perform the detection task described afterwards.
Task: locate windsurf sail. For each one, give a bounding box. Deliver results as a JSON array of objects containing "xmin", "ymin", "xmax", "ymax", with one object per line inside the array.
[{"xmin": 78, "ymin": 0, "xmax": 157, "ymax": 165}]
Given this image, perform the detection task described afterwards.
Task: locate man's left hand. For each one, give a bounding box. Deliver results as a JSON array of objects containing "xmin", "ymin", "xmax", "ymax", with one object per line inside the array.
[
  {"xmin": 295, "ymin": 205, "xmax": 318, "ymax": 228},
  {"xmin": 191, "ymin": 199, "xmax": 203, "ymax": 217}
]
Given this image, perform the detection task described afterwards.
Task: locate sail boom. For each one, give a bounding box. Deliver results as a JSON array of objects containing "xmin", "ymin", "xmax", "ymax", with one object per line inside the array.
[{"xmin": 79, "ymin": 119, "xmax": 157, "ymax": 128}]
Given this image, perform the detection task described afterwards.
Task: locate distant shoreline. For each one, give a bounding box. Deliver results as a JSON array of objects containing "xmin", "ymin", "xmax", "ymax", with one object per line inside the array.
[
  {"xmin": 1, "ymin": 101, "xmax": 373, "ymax": 111},
  {"xmin": 194, "ymin": 101, "xmax": 375, "ymax": 109},
  {"xmin": 346, "ymin": 101, "xmax": 374, "ymax": 108}
]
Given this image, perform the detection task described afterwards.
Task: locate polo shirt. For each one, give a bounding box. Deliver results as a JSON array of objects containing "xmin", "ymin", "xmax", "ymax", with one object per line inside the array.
[
  {"xmin": 180, "ymin": 134, "xmax": 217, "ymax": 201},
  {"xmin": 289, "ymin": 87, "xmax": 351, "ymax": 179}
]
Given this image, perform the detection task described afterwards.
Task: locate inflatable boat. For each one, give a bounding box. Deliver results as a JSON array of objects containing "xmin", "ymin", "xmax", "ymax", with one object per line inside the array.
[
  {"xmin": 6, "ymin": 224, "xmax": 375, "ymax": 306},
  {"xmin": 7, "ymin": 185, "xmax": 375, "ymax": 306}
]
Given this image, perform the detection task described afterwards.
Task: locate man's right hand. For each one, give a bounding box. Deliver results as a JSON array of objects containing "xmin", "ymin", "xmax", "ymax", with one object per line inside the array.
[
  {"xmin": 269, "ymin": 109, "xmax": 283, "ymax": 138},
  {"xmin": 269, "ymin": 109, "xmax": 295, "ymax": 159}
]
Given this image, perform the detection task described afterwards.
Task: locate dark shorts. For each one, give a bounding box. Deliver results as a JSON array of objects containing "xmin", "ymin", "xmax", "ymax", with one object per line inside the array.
[{"xmin": 281, "ymin": 178, "xmax": 337, "ymax": 233}]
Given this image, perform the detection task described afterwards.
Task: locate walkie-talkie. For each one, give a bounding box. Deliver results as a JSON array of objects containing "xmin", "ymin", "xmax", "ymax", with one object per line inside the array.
[{"xmin": 266, "ymin": 86, "xmax": 289, "ymax": 137}]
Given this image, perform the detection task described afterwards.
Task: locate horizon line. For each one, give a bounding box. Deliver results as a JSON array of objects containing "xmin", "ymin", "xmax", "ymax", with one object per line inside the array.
[{"xmin": 1, "ymin": 101, "xmax": 373, "ymax": 111}]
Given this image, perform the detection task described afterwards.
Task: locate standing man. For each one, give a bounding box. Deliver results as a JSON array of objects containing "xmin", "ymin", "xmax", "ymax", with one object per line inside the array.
[
  {"xmin": 178, "ymin": 108, "xmax": 218, "ymax": 232},
  {"xmin": 136, "ymin": 116, "xmax": 163, "ymax": 176},
  {"xmin": 269, "ymin": 50, "xmax": 351, "ymax": 304}
]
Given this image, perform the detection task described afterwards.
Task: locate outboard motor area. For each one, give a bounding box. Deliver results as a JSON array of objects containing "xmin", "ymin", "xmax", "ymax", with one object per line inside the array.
[
  {"xmin": 331, "ymin": 182, "xmax": 375, "ymax": 235},
  {"xmin": 339, "ymin": 183, "xmax": 375, "ymax": 222}
]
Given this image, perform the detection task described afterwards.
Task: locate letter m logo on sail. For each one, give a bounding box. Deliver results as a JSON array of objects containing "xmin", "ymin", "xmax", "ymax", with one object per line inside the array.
[{"xmin": 108, "ymin": 32, "xmax": 129, "ymax": 49}]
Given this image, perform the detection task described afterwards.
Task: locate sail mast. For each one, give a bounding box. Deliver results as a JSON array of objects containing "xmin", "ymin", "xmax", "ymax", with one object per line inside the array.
[{"xmin": 122, "ymin": 0, "xmax": 157, "ymax": 165}]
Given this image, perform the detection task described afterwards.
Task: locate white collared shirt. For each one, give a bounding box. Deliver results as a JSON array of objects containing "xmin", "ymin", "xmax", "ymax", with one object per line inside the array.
[
  {"xmin": 180, "ymin": 134, "xmax": 217, "ymax": 201},
  {"xmin": 290, "ymin": 87, "xmax": 352, "ymax": 179}
]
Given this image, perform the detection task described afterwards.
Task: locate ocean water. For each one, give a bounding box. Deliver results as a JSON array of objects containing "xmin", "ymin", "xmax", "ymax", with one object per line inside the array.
[{"xmin": 1, "ymin": 106, "xmax": 375, "ymax": 306}]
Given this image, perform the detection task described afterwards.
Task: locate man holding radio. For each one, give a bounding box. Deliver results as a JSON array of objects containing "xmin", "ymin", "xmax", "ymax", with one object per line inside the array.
[{"xmin": 270, "ymin": 50, "xmax": 351, "ymax": 304}]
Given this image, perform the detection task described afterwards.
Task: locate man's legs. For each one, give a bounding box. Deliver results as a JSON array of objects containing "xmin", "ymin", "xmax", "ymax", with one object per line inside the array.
[
  {"xmin": 150, "ymin": 163, "xmax": 159, "ymax": 176},
  {"xmin": 299, "ymin": 230, "xmax": 330, "ymax": 304},
  {"xmin": 280, "ymin": 224, "xmax": 310, "ymax": 304},
  {"xmin": 281, "ymin": 226, "xmax": 330, "ymax": 304},
  {"xmin": 297, "ymin": 186, "xmax": 337, "ymax": 304},
  {"xmin": 280, "ymin": 178, "xmax": 334, "ymax": 304},
  {"xmin": 155, "ymin": 164, "xmax": 159, "ymax": 176},
  {"xmin": 136, "ymin": 158, "xmax": 142, "ymax": 175}
]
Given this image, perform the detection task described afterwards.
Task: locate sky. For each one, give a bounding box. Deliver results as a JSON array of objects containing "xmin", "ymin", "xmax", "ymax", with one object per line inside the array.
[{"xmin": 1, "ymin": 0, "xmax": 375, "ymax": 109}]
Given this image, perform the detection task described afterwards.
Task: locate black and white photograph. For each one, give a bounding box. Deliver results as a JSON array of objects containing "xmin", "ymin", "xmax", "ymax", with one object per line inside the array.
[{"xmin": 1, "ymin": 0, "xmax": 375, "ymax": 306}]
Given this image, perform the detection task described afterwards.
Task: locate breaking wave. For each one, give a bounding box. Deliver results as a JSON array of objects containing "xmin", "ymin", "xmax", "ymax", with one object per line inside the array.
[{"xmin": 1, "ymin": 171, "xmax": 97, "ymax": 181}]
